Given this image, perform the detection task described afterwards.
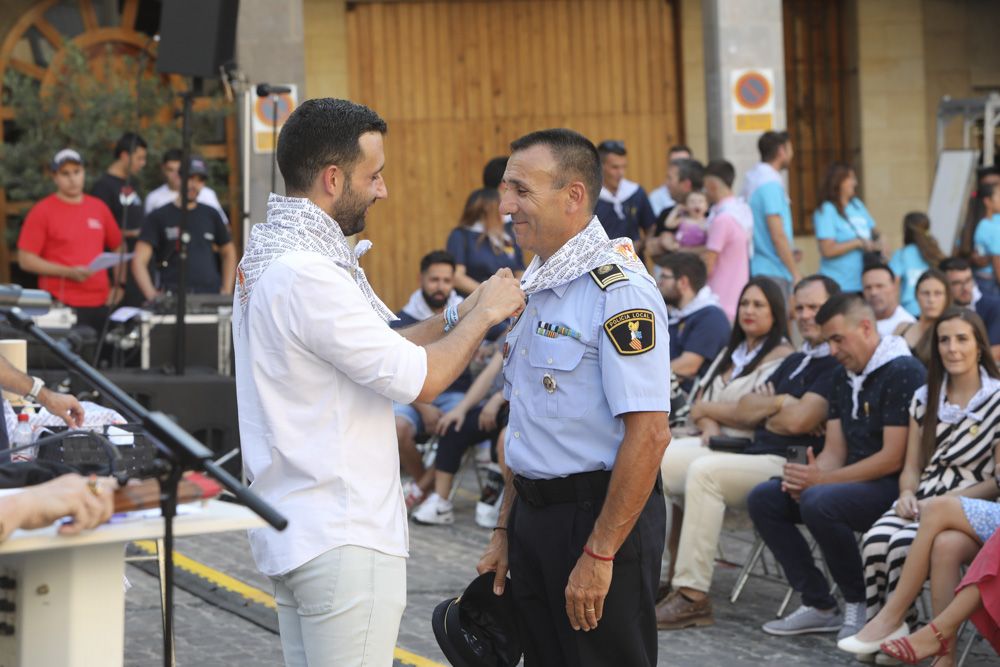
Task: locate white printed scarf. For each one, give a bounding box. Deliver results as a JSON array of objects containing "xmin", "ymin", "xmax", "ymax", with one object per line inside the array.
[
  {"xmin": 519, "ymin": 216, "xmax": 651, "ymax": 295},
  {"xmin": 846, "ymin": 335, "xmax": 911, "ymax": 419},
  {"xmin": 236, "ymin": 194, "xmax": 396, "ymax": 324},
  {"xmin": 788, "ymin": 341, "xmax": 832, "ymax": 380},
  {"xmin": 668, "ymin": 286, "xmax": 722, "ymax": 325},
  {"xmin": 598, "ymin": 178, "xmax": 641, "ymax": 220},
  {"xmin": 913, "ymin": 367, "xmax": 1000, "ymax": 424}
]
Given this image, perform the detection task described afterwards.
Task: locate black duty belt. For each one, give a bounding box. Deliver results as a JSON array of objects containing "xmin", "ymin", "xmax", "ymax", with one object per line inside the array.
[
  {"xmin": 513, "ymin": 470, "xmax": 664, "ymax": 509},
  {"xmin": 513, "ymin": 470, "xmax": 612, "ymax": 508}
]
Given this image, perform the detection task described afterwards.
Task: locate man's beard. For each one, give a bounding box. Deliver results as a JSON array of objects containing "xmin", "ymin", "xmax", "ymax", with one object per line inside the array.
[
  {"xmin": 423, "ymin": 289, "xmax": 449, "ymax": 310},
  {"xmin": 331, "ymin": 177, "xmax": 372, "ymax": 236}
]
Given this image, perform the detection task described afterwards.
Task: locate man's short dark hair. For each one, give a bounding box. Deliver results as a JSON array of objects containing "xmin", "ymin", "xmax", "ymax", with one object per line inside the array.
[
  {"xmin": 668, "ymin": 144, "xmax": 692, "ymax": 157},
  {"xmin": 420, "ymin": 250, "xmax": 455, "ymax": 273},
  {"xmin": 758, "ymin": 130, "xmax": 790, "ymax": 162},
  {"xmin": 816, "ymin": 292, "xmax": 871, "ymax": 326},
  {"xmin": 704, "ymin": 160, "xmax": 735, "ymax": 189},
  {"xmin": 510, "ymin": 129, "xmax": 602, "ymax": 211},
  {"xmin": 482, "ymin": 156, "xmax": 508, "ymax": 189},
  {"xmin": 113, "ymin": 132, "xmax": 147, "ymax": 159},
  {"xmin": 162, "ymin": 148, "xmax": 183, "ymax": 164},
  {"xmin": 795, "ymin": 274, "xmax": 841, "ymax": 298},
  {"xmin": 940, "ymin": 256, "xmax": 972, "ymax": 273},
  {"xmin": 671, "ymin": 158, "xmax": 705, "ymax": 191},
  {"xmin": 596, "ymin": 139, "xmax": 626, "ymax": 159},
  {"xmin": 655, "ymin": 252, "xmax": 707, "ymax": 292},
  {"xmin": 862, "ymin": 262, "xmax": 895, "ymax": 281},
  {"xmin": 277, "ymin": 98, "xmax": 388, "ymax": 194}
]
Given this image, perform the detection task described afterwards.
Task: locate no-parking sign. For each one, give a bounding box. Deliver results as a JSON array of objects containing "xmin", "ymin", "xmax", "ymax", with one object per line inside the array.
[
  {"xmin": 730, "ymin": 69, "xmax": 774, "ymax": 133},
  {"xmin": 253, "ymin": 85, "xmax": 298, "ymax": 154}
]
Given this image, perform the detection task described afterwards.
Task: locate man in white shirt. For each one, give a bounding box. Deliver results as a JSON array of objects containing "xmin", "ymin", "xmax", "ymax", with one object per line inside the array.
[
  {"xmin": 861, "ymin": 264, "xmax": 915, "ymax": 337},
  {"xmin": 233, "ymin": 98, "xmax": 524, "ymax": 667},
  {"xmin": 144, "ymin": 148, "xmax": 229, "ymax": 223}
]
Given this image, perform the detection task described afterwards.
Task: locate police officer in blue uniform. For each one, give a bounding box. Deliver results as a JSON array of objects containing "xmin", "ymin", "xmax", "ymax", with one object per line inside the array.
[{"xmin": 476, "ymin": 129, "xmax": 672, "ymax": 667}]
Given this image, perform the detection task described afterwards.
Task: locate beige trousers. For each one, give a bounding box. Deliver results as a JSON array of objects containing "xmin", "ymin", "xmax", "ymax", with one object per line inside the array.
[{"xmin": 660, "ymin": 436, "xmax": 785, "ymax": 593}]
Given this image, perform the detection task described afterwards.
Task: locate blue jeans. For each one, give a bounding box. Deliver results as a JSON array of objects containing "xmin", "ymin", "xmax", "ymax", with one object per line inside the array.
[
  {"xmin": 747, "ymin": 477, "xmax": 898, "ymax": 609},
  {"xmin": 392, "ymin": 390, "xmax": 465, "ymax": 433}
]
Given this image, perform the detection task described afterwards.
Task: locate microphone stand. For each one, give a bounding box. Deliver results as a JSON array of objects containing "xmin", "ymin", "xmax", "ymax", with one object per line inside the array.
[
  {"xmin": 0, "ymin": 307, "xmax": 286, "ymax": 667},
  {"xmin": 174, "ymin": 78, "xmax": 200, "ymax": 376}
]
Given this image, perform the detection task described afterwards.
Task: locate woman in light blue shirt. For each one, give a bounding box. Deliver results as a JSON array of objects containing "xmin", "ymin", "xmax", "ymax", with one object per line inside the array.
[
  {"xmin": 814, "ymin": 162, "xmax": 881, "ymax": 292},
  {"xmin": 889, "ymin": 212, "xmax": 946, "ymax": 316}
]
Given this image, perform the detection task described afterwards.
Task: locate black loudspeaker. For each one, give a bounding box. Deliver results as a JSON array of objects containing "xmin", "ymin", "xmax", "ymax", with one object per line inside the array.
[{"xmin": 157, "ymin": 0, "xmax": 240, "ymax": 79}]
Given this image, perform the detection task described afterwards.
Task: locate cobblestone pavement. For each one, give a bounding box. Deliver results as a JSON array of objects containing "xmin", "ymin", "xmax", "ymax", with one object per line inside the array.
[{"xmin": 123, "ymin": 482, "xmax": 997, "ymax": 666}]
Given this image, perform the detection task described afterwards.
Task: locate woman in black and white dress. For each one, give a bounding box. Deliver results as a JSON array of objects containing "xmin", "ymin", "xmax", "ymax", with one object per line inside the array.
[{"xmin": 859, "ymin": 307, "xmax": 1000, "ymax": 634}]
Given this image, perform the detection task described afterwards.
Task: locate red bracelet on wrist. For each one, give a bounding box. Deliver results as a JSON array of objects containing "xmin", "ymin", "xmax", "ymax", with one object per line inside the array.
[{"xmin": 583, "ymin": 545, "xmax": 614, "ymax": 562}]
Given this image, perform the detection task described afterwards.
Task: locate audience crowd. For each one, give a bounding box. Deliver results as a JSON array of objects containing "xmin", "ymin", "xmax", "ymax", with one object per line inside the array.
[{"xmin": 17, "ymin": 126, "xmax": 1000, "ymax": 663}]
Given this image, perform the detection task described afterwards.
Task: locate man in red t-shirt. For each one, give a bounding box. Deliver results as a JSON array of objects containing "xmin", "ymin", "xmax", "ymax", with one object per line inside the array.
[{"xmin": 18, "ymin": 149, "xmax": 124, "ymax": 332}]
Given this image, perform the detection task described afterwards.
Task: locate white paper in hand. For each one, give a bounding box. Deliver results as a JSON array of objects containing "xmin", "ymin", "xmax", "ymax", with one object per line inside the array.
[{"xmin": 88, "ymin": 252, "xmax": 134, "ymax": 271}]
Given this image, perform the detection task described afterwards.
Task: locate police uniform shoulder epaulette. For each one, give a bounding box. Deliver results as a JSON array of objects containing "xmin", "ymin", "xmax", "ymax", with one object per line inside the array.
[{"xmin": 589, "ymin": 264, "xmax": 628, "ymax": 290}]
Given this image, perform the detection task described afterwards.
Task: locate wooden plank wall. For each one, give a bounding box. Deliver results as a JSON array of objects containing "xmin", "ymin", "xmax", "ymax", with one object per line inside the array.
[
  {"xmin": 346, "ymin": 0, "xmax": 682, "ymax": 310},
  {"xmin": 783, "ymin": 0, "xmax": 849, "ymax": 235}
]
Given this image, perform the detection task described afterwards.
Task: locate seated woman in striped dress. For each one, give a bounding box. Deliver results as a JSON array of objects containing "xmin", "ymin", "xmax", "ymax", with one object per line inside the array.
[{"xmin": 838, "ymin": 308, "xmax": 1000, "ymax": 664}]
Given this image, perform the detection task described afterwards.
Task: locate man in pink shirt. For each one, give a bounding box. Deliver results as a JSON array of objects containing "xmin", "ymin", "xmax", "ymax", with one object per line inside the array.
[{"xmin": 703, "ymin": 160, "xmax": 752, "ymax": 320}]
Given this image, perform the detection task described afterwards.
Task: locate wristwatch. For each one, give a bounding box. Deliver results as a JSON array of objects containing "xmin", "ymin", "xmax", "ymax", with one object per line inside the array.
[{"xmin": 23, "ymin": 376, "xmax": 44, "ymax": 403}]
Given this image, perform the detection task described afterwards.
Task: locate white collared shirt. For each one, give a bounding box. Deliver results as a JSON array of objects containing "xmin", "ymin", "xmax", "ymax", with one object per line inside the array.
[{"xmin": 233, "ymin": 251, "xmax": 427, "ymax": 576}]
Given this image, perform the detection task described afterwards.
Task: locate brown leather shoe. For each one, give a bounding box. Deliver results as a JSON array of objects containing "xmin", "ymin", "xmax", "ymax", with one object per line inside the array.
[
  {"xmin": 656, "ymin": 590, "xmax": 714, "ymax": 630},
  {"xmin": 655, "ymin": 580, "xmax": 672, "ymax": 604}
]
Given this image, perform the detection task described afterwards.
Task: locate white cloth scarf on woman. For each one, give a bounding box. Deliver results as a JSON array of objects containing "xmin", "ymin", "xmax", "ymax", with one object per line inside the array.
[
  {"xmin": 913, "ymin": 367, "xmax": 1000, "ymax": 424},
  {"xmin": 729, "ymin": 341, "xmax": 764, "ymax": 379},
  {"xmin": 846, "ymin": 335, "xmax": 911, "ymax": 419},
  {"xmin": 598, "ymin": 178, "xmax": 641, "ymax": 220},
  {"xmin": 467, "ymin": 221, "xmax": 514, "ymax": 255},
  {"xmin": 788, "ymin": 341, "xmax": 832, "ymax": 380},
  {"xmin": 519, "ymin": 216, "xmax": 651, "ymax": 295},
  {"xmin": 236, "ymin": 194, "xmax": 397, "ymax": 325},
  {"xmin": 668, "ymin": 286, "xmax": 722, "ymax": 325}
]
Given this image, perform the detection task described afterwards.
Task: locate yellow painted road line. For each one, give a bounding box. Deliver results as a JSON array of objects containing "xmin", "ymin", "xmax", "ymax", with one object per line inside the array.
[{"xmin": 131, "ymin": 540, "xmax": 446, "ymax": 667}]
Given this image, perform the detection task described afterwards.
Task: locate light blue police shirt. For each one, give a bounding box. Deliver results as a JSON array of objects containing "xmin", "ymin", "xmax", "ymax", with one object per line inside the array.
[
  {"xmin": 973, "ymin": 214, "xmax": 1000, "ymax": 277},
  {"xmin": 814, "ymin": 198, "xmax": 876, "ymax": 292},
  {"xmin": 749, "ymin": 181, "xmax": 794, "ymax": 281},
  {"xmin": 502, "ymin": 266, "xmax": 671, "ymax": 480}
]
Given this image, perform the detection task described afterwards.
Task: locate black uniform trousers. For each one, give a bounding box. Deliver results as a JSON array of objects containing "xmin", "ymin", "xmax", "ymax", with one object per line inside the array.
[{"xmin": 508, "ymin": 474, "xmax": 665, "ymax": 667}]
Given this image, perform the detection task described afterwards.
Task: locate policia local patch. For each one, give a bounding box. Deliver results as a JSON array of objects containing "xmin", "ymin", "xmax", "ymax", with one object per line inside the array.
[{"xmin": 603, "ymin": 309, "xmax": 656, "ymax": 355}]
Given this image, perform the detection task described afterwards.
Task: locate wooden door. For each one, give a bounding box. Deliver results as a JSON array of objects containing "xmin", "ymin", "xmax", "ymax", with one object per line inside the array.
[{"xmin": 346, "ymin": 0, "xmax": 682, "ymax": 310}]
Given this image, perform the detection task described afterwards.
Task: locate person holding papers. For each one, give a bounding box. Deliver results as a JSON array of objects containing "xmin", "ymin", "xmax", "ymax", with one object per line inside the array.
[
  {"xmin": 131, "ymin": 157, "xmax": 235, "ymax": 302},
  {"xmin": 17, "ymin": 148, "xmax": 125, "ymax": 333}
]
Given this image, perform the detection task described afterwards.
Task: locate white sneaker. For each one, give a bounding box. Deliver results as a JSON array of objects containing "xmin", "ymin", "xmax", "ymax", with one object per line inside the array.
[
  {"xmin": 475, "ymin": 489, "xmax": 502, "ymax": 529},
  {"xmin": 412, "ymin": 493, "xmax": 454, "ymax": 525}
]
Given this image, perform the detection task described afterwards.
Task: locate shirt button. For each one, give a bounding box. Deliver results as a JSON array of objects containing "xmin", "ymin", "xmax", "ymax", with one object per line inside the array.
[
  {"xmin": 532, "ymin": 309, "xmax": 537, "ymax": 316},
  {"xmin": 546, "ymin": 357, "xmax": 553, "ymax": 364},
  {"xmin": 514, "ymin": 431, "xmax": 520, "ymax": 439},
  {"xmin": 514, "ymin": 390, "xmax": 519, "ymax": 397},
  {"xmin": 521, "ymin": 349, "xmax": 527, "ymax": 356}
]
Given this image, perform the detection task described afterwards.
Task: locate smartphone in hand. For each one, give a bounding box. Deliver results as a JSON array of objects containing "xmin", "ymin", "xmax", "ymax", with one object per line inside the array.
[{"xmin": 785, "ymin": 445, "xmax": 808, "ymax": 465}]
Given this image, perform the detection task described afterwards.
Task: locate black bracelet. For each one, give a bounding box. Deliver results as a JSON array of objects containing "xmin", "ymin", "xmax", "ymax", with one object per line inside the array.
[{"xmin": 492, "ymin": 526, "xmax": 507, "ymax": 532}]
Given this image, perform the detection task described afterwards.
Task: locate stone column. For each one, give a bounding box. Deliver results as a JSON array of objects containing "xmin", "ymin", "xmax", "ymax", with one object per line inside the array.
[
  {"xmin": 235, "ymin": 0, "xmax": 307, "ymax": 238},
  {"xmin": 701, "ymin": 0, "xmax": 787, "ymax": 191}
]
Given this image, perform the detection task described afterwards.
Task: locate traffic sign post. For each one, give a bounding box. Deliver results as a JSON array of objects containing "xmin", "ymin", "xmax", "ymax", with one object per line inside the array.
[{"xmin": 730, "ymin": 68, "xmax": 775, "ymax": 133}]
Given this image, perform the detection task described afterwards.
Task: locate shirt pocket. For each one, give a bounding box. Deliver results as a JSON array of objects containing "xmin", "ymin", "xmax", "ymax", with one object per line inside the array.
[{"xmin": 525, "ymin": 336, "xmax": 589, "ymax": 418}]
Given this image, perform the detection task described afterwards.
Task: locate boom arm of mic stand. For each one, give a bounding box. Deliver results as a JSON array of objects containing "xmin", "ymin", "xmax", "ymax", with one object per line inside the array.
[{"xmin": 0, "ymin": 307, "xmax": 287, "ymax": 531}]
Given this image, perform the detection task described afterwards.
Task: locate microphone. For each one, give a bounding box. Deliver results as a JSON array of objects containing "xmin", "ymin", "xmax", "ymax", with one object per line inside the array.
[
  {"xmin": 256, "ymin": 83, "xmax": 291, "ymax": 97},
  {"xmin": 0, "ymin": 286, "xmax": 51, "ymax": 314}
]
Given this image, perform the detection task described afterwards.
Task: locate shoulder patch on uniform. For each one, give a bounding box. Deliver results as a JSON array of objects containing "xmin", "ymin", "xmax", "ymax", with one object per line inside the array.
[
  {"xmin": 589, "ymin": 264, "xmax": 628, "ymax": 290},
  {"xmin": 603, "ymin": 308, "xmax": 655, "ymax": 355}
]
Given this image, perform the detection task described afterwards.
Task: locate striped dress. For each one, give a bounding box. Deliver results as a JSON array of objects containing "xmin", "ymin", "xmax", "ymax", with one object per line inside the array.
[{"xmin": 862, "ymin": 384, "xmax": 1000, "ymax": 620}]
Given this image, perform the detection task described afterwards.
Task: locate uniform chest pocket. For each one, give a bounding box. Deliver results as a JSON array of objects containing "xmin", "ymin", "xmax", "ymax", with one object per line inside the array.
[{"xmin": 524, "ymin": 336, "xmax": 593, "ymax": 418}]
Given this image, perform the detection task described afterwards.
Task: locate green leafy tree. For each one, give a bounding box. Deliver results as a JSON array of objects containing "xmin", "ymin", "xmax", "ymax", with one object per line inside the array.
[{"xmin": 0, "ymin": 44, "xmax": 230, "ymax": 242}]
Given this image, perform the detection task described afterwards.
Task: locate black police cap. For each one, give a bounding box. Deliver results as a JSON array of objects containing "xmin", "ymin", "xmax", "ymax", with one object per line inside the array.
[{"xmin": 431, "ymin": 572, "xmax": 522, "ymax": 667}]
